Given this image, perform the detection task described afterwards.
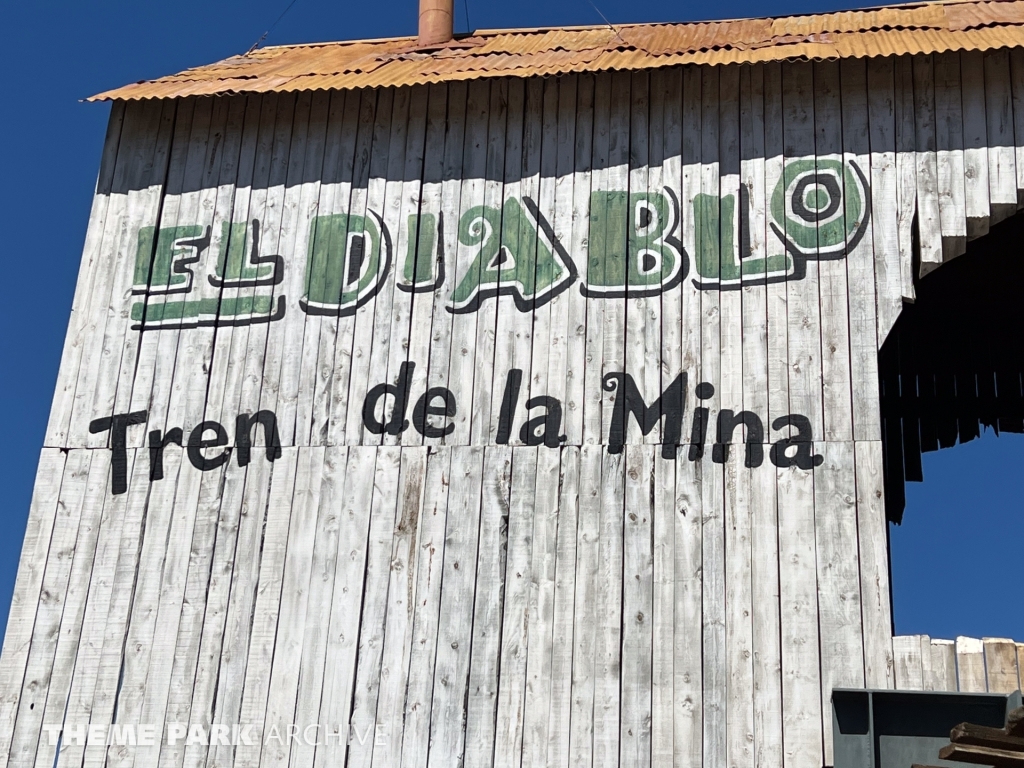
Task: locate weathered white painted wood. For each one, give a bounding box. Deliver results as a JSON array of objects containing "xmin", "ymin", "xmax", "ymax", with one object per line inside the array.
[
  {"xmin": 724, "ymin": 448, "xmax": 754, "ymax": 768},
  {"xmin": 233, "ymin": 448, "xmax": 299, "ymax": 768},
  {"xmin": 651, "ymin": 453, "xmax": 674, "ymax": 767},
  {"xmin": 523, "ymin": 447, "xmax": 562, "ymax": 768},
  {"xmin": 565, "ymin": 75, "xmax": 595, "ymax": 447},
  {"xmin": 699, "ymin": 65, "xmax": 723, "ymax": 459},
  {"xmin": 621, "ymin": 446, "xmax": 654, "ymax": 768},
  {"xmin": 204, "ymin": 455, "xmax": 274, "ymax": 768},
  {"xmin": 853, "ymin": 441, "xmax": 894, "ymax": 690},
  {"xmin": 302, "ymin": 91, "xmax": 357, "ymax": 446},
  {"xmin": 178, "ymin": 456, "xmax": 252, "ymax": 768},
  {"xmin": 494, "ymin": 446, "xmax": 537, "ymax": 768},
  {"xmin": 325, "ymin": 90, "xmax": 379, "ymax": 447},
  {"xmin": 777, "ymin": 459, "xmax": 824, "ymax": 768},
  {"xmin": 961, "ymin": 51, "xmax": 992, "ymax": 240},
  {"xmin": 198, "ymin": 94, "xmax": 278, "ymax": 440},
  {"xmin": 911, "ymin": 54, "xmax": 944, "ymax": 276},
  {"xmin": 524, "ymin": 79, "xmax": 559, "ymax": 450},
  {"xmin": 464, "ymin": 447, "xmax": 511, "ymax": 768},
  {"xmin": 370, "ymin": 447, "xmax": 428, "ymax": 768},
  {"xmin": 865, "ymin": 56, "xmax": 904, "ymax": 344},
  {"xmin": 85, "ymin": 451, "xmax": 155, "ymax": 768},
  {"xmin": 358, "ymin": 88, "xmax": 412, "ymax": 449},
  {"xmin": 255, "ymin": 92, "xmax": 320, "ymax": 441},
  {"xmin": 932, "ymin": 53, "xmax": 969, "ymax": 261},
  {"xmin": 659, "ymin": 67, "xmax": 685, "ymax": 457},
  {"xmin": 1018, "ymin": 645, "xmax": 1024, "ymax": 691},
  {"xmin": 701, "ymin": 451, "xmax": 727, "ymax": 768},
  {"xmin": 763, "ymin": 63, "xmax": 791, "ymax": 431},
  {"xmin": 782, "ymin": 61, "xmax": 824, "ymax": 441},
  {"xmin": 159, "ymin": 96, "xmax": 247, "ymax": 451},
  {"xmin": 840, "ymin": 58, "xmax": 882, "ymax": 442},
  {"xmin": 342, "ymin": 89, "xmax": 394, "ymax": 446},
  {"xmin": 73, "ymin": 99, "xmax": 174, "ymax": 448},
  {"xmin": 124, "ymin": 98, "xmax": 208, "ymax": 447},
  {"xmin": 315, "ymin": 448, "xmax": 377, "ymax": 768},
  {"xmin": 594, "ymin": 450, "xmax": 624, "ymax": 768},
  {"xmin": 426, "ymin": 446, "xmax": 484, "ymax": 768},
  {"xmin": 983, "ymin": 638, "xmax": 1020, "ymax": 694},
  {"xmin": 813, "ymin": 441, "xmax": 864, "ymax": 765},
  {"xmin": 814, "ymin": 60, "xmax": 855, "ymax": 443},
  {"xmin": 673, "ymin": 451, "xmax": 703, "ymax": 768},
  {"xmin": 132, "ymin": 456, "xmax": 207, "ymax": 768},
  {"xmin": 624, "ymin": 70, "xmax": 655, "ymax": 445},
  {"xmin": 569, "ymin": 445, "xmax": 601, "ymax": 768},
  {"xmin": 923, "ymin": 638, "xmax": 957, "ymax": 691},
  {"xmin": 956, "ymin": 636, "xmax": 988, "ymax": 693},
  {"xmin": 983, "ymin": 51, "xmax": 1019, "ymax": 223},
  {"xmin": 894, "ymin": 56, "xmax": 918, "ymax": 302},
  {"xmin": 749, "ymin": 449, "xmax": 783, "ymax": 768},
  {"xmin": 346, "ymin": 447, "xmax": 402, "ymax": 768},
  {"xmin": 159, "ymin": 457, "xmax": 237, "ymax": 768},
  {"xmin": 271, "ymin": 91, "xmax": 333, "ymax": 445},
  {"xmin": 402, "ymin": 84, "xmax": 449, "ymax": 447},
  {"xmin": 548, "ymin": 447, "xmax": 580, "ymax": 768},
  {"xmin": 259, "ymin": 447, "xmax": 326, "ymax": 768},
  {"xmin": 197, "ymin": 94, "xmax": 267, "ymax": 436},
  {"xmin": 444, "ymin": 81, "xmax": 490, "ymax": 446},
  {"xmin": 485, "ymin": 79, "xmax": 524, "ymax": 448},
  {"xmin": 419, "ymin": 82, "xmax": 466, "ymax": 448},
  {"xmin": 286, "ymin": 446, "xmax": 349, "ymax": 768},
  {"xmin": 44, "ymin": 102, "xmax": 125, "ymax": 447},
  {"xmin": 740, "ymin": 64, "xmax": 770, "ymax": 429},
  {"xmin": 0, "ymin": 450, "xmax": 66, "ymax": 764},
  {"xmin": 719, "ymin": 66, "xmax": 744, "ymax": 456},
  {"xmin": 103, "ymin": 447, "xmax": 182, "ymax": 768},
  {"xmin": 8, "ymin": 450, "xmax": 98, "ymax": 768},
  {"xmin": 396, "ymin": 446, "xmax": 451, "ymax": 768},
  {"xmin": 546, "ymin": 76, "xmax": 578, "ymax": 450},
  {"xmin": 582, "ymin": 72, "xmax": 611, "ymax": 447},
  {"xmin": 466, "ymin": 81, "xmax": 507, "ymax": 447},
  {"xmin": 893, "ymin": 635, "xmax": 924, "ymax": 690},
  {"xmin": 599, "ymin": 72, "xmax": 631, "ymax": 451}
]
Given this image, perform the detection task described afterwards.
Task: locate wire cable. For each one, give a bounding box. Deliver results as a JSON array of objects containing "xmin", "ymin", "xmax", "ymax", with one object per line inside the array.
[{"xmin": 246, "ymin": 0, "xmax": 303, "ymax": 55}]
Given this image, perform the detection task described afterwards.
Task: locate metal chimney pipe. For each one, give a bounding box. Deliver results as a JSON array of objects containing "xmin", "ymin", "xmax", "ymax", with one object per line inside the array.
[{"xmin": 418, "ymin": 0, "xmax": 454, "ymax": 46}]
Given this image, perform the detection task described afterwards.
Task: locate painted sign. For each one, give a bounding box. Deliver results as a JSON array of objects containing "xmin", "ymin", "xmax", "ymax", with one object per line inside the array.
[{"xmin": 128, "ymin": 159, "xmax": 869, "ymax": 328}]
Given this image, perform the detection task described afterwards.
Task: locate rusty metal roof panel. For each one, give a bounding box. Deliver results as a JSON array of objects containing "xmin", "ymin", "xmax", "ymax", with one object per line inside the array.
[{"xmin": 87, "ymin": 0, "xmax": 1024, "ymax": 101}]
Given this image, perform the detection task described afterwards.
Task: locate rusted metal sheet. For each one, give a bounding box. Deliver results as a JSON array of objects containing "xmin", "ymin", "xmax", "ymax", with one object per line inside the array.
[{"xmin": 81, "ymin": 2, "xmax": 1024, "ymax": 103}]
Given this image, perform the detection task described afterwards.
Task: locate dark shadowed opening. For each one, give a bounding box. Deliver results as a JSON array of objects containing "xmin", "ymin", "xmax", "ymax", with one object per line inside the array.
[{"xmin": 878, "ymin": 210, "xmax": 1024, "ymax": 525}]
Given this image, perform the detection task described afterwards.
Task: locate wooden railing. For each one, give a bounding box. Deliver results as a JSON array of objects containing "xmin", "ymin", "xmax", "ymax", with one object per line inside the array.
[{"xmin": 893, "ymin": 636, "xmax": 1024, "ymax": 693}]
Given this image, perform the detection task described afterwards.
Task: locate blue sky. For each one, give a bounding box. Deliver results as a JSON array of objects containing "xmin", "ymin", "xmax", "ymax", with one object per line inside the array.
[{"xmin": 2, "ymin": 0, "xmax": 1021, "ymax": 645}]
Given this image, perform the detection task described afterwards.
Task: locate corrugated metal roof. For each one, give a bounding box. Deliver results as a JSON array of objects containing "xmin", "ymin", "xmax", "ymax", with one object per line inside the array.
[{"xmin": 88, "ymin": 0, "xmax": 1024, "ymax": 101}]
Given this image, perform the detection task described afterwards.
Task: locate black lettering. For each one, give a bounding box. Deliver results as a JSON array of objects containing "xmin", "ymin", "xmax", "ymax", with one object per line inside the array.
[
  {"xmin": 603, "ymin": 372, "xmax": 687, "ymax": 459},
  {"xmin": 412, "ymin": 387, "xmax": 456, "ymax": 438},
  {"xmin": 362, "ymin": 362, "xmax": 416, "ymax": 436},
  {"xmin": 713, "ymin": 410, "xmax": 765, "ymax": 467},
  {"xmin": 187, "ymin": 421, "xmax": 230, "ymax": 471},
  {"xmin": 89, "ymin": 410, "xmax": 148, "ymax": 495},
  {"xmin": 235, "ymin": 411, "xmax": 283, "ymax": 467},
  {"xmin": 148, "ymin": 427, "xmax": 183, "ymax": 481},
  {"xmin": 769, "ymin": 414, "xmax": 824, "ymax": 470},
  {"xmin": 518, "ymin": 396, "xmax": 566, "ymax": 448},
  {"xmin": 688, "ymin": 382, "xmax": 714, "ymax": 461},
  {"xmin": 495, "ymin": 368, "xmax": 523, "ymax": 445}
]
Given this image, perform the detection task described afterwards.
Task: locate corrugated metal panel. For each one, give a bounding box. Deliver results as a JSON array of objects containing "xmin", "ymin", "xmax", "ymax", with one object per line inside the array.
[{"xmin": 88, "ymin": 0, "xmax": 1024, "ymax": 101}]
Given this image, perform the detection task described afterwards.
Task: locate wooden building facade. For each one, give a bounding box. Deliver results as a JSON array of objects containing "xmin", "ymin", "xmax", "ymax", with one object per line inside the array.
[{"xmin": 2, "ymin": 2, "xmax": 1024, "ymax": 768}]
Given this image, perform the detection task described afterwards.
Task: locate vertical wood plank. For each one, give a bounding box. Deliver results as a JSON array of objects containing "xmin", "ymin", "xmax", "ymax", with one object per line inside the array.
[
  {"xmin": 962, "ymin": 51, "xmax": 992, "ymax": 239},
  {"xmin": 983, "ymin": 638, "xmax": 1021, "ymax": 694},
  {"xmin": 674, "ymin": 450, "xmax": 703, "ymax": 768},
  {"xmin": 933, "ymin": 52, "xmax": 969, "ymax": 261},
  {"xmin": 893, "ymin": 635, "xmax": 924, "ymax": 690},
  {"xmin": 911, "ymin": 54, "xmax": 944, "ymax": 276},
  {"xmin": 398, "ymin": 447, "xmax": 452, "ymax": 768},
  {"xmin": 427, "ymin": 446, "xmax": 485, "ymax": 768},
  {"xmin": 956, "ymin": 636, "xmax": 988, "ymax": 693},
  {"xmin": 621, "ymin": 446, "xmax": 654, "ymax": 768},
  {"xmin": 983, "ymin": 50, "xmax": 1019, "ymax": 222},
  {"xmin": 924, "ymin": 639, "xmax": 957, "ymax": 691},
  {"xmin": 594, "ymin": 451, "xmax": 624, "ymax": 768}
]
